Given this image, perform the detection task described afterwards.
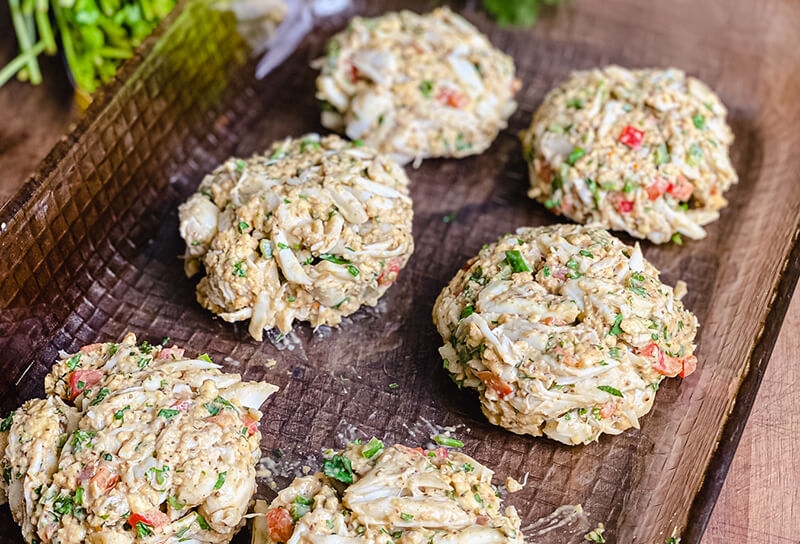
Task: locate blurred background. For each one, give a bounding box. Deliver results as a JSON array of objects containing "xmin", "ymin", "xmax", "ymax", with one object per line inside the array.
[{"xmin": 0, "ymin": 1, "xmax": 798, "ymax": 541}]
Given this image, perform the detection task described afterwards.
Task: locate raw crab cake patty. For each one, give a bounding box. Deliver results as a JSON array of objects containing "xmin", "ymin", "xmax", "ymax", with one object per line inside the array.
[
  {"xmin": 520, "ymin": 66, "xmax": 737, "ymax": 243},
  {"xmin": 178, "ymin": 134, "xmax": 414, "ymax": 341},
  {"xmin": 255, "ymin": 440, "xmax": 523, "ymax": 544},
  {"xmin": 432, "ymin": 224, "xmax": 699, "ymax": 445},
  {"xmin": 1, "ymin": 333, "xmax": 278, "ymax": 544},
  {"xmin": 314, "ymin": 7, "xmax": 519, "ymax": 165}
]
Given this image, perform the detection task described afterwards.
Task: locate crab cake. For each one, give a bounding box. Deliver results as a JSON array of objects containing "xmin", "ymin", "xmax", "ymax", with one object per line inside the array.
[
  {"xmin": 1, "ymin": 333, "xmax": 278, "ymax": 544},
  {"xmin": 0, "ymin": 397, "xmax": 79, "ymax": 543},
  {"xmin": 314, "ymin": 7, "xmax": 519, "ymax": 165},
  {"xmin": 432, "ymin": 224, "xmax": 699, "ymax": 445},
  {"xmin": 178, "ymin": 134, "xmax": 414, "ymax": 341},
  {"xmin": 520, "ymin": 66, "xmax": 737, "ymax": 243},
  {"xmin": 256, "ymin": 440, "xmax": 523, "ymax": 544}
]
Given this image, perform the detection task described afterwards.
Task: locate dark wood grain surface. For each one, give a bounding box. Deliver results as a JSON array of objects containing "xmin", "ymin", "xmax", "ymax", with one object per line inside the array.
[{"xmin": 1, "ymin": 0, "xmax": 799, "ymax": 542}]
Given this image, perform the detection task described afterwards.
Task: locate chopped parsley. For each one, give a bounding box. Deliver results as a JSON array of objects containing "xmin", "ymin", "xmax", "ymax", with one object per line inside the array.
[
  {"xmin": 237, "ymin": 221, "xmax": 250, "ymax": 234},
  {"xmin": 609, "ymin": 313, "xmax": 623, "ymax": 335},
  {"xmin": 362, "ymin": 437, "xmax": 384, "ymax": 459},
  {"xmin": 232, "ymin": 261, "xmax": 247, "ymax": 277},
  {"xmin": 89, "ymin": 387, "xmax": 109, "ymax": 407},
  {"xmin": 114, "ymin": 406, "xmax": 130, "ymax": 421},
  {"xmin": 158, "ymin": 408, "xmax": 179, "ymax": 419},
  {"xmin": 692, "ymin": 113, "xmax": 706, "ymax": 130},
  {"xmin": 419, "ymin": 80, "xmax": 433, "ymax": 97},
  {"xmin": 505, "ymin": 250, "xmax": 531, "ymax": 273},
  {"xmin": 0, "ymin": 412, "xmax": 14, "ymax": 432},
  {"xmin": 460, "ymin": 305, "xmax": 475, "ymax": 319},
  {"xmin": 66, "ymin": 354, "xmax": 81, "ymax": 370},
  {"xmin": 323, "ymin": 454, "xmax": 354, "ymax": 484}
]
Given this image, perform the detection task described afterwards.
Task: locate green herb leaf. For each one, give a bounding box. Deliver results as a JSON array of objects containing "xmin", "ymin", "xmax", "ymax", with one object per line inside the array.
[
  {"xmin": 419, "ymin": 80, "xmax": 433, "ymax": 97},
  {"xmin": 158, "ymin": 408, "xmax": 179, "ymax": 419},
  {"xmin": 460, "ymin": 305, "xmax": 475, "ymax": 319},
  {"xmin": 89, "ymin": 387, "xmax": 109, "ymax": 407},
  {"xmin": 198, "ymin": 353, "xmax": 213, "ymax": 364},
  {"xmin": 362, "ymin": 437, "xmax": 384, "ymax": 459},
  {"xmin": 609, "ymin": 313, "xmax": 623, "ymax": 335},
  {"xmin": 66, "ymin": 354, "xmax": 81, "ymax": 371},
  {"xmin": 692, "ymin": 113, "xmax": 706, "ymax": 130},
  {"xmin": 505, "ymin": 250, "xmax": 531, "ymax": 273},
  {"xmin": 323, "ymin": 454, "xmax": 354, "ymax": 484},
  {"xmin": 213, "ymin": 471, "xmax": 226, "ymax": 489},
  {"xmin": 597, "ymin": 385, "xmax": 623, "ymax": 397},
  {"xmin": 433, "ymin": 435, "xmax": 464, "ymax": 448},
  {"xmin": 0, "ymin": 412, "xmax": 15, "ymax": 432},
  {"xmin": 568, "ymin": 147, "xmax": 585, "ymax": 165}
]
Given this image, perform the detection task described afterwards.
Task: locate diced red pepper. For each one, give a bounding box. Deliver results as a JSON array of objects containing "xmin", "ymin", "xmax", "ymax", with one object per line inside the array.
[
  {"xmin": 79, "ymin": 343, "xmax": 103, "ymax": 354},
  {"xmin": 349, "ymin": 64, "xmax": 359, "ymax": 84},
  {"xmin": 157, "ymin": 347, "xmax": 185, "ymax": 360},
  {"xmin": 170, "ymin": 399, "xmax": 192, "ymax": 412},
  {"xmin": 267, "ymin": 508, "xmax": 294, "ymax": 542},
  {"xmin": 542, "ymin": 316, "xmax": 567, "ymax": 326},
  {"xmin": 241, "ymin": 413, "xmax": 260, "ymax": 436},
  {"xmin": 378, "ymin": 257, "xmax": 402, "ymax": 286},
  {"xmin": 396, "ymin": 445, "xmax": 425, "ymax": 456},
  {"xmin": 668, "ymin": 175, "xmax": 694, "ymax": 201},
  {"xmin": 679, "ymin": 355, "xmax": 697, "ymax": 378},
  {"xmin": 437, "ymin": 88, "xmax": 469, "ymax": 109},
  {"xmin": 475, "ymin": 371, "xmax": 513, "ymax": 398},
  {"xmin": 617, "ymin": 199, "xmax": 634, "ymax": 213},
  {"xmin": 645, "ymin": 178, "xmax": 670, "ymax": 200},
  {"xmin": 128, "ymin": 510, "xmax": 169, "ymax": 530},
  {"xmin": 91, "ymin": 467, "xmax": 119, "ymax": 493},
  {"xmin": 433, "ymin": 446, "xmax": 448, "ymax": 459},
  {"xmin": 640, "ymin": 343, "xmax": 683, "ymax": 376},
  {"xmin": 618, "ymin": 125, "xmax": 644, "ymax": 148},
  {"xmin": 599, "ymin": 401, "xmax": 617, "ymax": 419},
  {"xmin": 68, "ymin": 370, "xmax": 104, "ymax": 400}
]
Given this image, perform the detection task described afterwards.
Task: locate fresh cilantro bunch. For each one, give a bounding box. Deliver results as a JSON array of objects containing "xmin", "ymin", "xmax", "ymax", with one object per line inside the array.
[{"xmin": 483, "ymin": 0, "xmax": 564, "ymax": 27}]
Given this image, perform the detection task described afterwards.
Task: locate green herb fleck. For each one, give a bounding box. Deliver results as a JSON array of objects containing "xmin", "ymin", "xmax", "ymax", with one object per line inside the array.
[{"xmin": 597, "ymin": 385, "xmax": 623, "ymax": 397}]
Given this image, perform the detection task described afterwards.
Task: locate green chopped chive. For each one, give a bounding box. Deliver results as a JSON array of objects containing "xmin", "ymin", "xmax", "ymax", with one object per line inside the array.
[
  {"xmin": 433, "ymin": 435, "xmax": 464, "ymax": 448},
  {"xmin": 463, "ymin": 463, "xmax": 474, "ymax": 472},
  {"xmin": 597, "ymin": 385, "xmax": 623, "ymax": 397},
  {"xmin": 237, "ymin": 221, "xmax": 250, "ymax": 234},
  {"xmin": 135, "ymin": 521, "xmax": 153, "ymax": 538},
  {"xmin": 692, "ymin": 113, "xmax": 706, "ymax": 130},
  {"xmin": 460, "ymin": 305, "xmax": 475, "ymax": 319},
  {"xmin": 196, "ymin": 513, "xmax": 210, "ymax": 530},
  {"xmin": 400, "ymin": 513, "xmax": 414, "ymax": 521},
  {"xmin": 505, "ymin": 250, "xmax": 531, "ymax": 273},
  {"xmin": 89, "ymin": 387, "xmax": 109, "ymax": 406},
  {"xmin": 168, "ymin": 495, "xmax": 185, "ymax": 509},
  {"xmin": 566, "ymin": 259, "xmax": 578, "ymax": 270},
  {"xmin": 362, "ymin": 437, "xmax": 384, "ymax": 459},
  {"xmin": 351, "ymin": 139, "xmax": 364, "ymax": 147},
  {"xmin": 213, "ymin": 472, "xmax": 226, "ymax": 489},
  {"xmin": 419, "ymin": 80, "xmax": 433, "ymax": 97},
  {"xmin": 388, "ymin": 382, "xmax": 399, "ymax": 389},
  {"xmin": 158, "ymin": 408, "xmax": 179, "ymax": 419},
  {"xmin": 235, "ymin": 159, "xmax": 246, "ymax": 172},
  {"xmin": 232, "ymin": 262, "xmax": 247, "ymax": 277},
  {"xmin": 579, "ymin": 249, "xmax": 593, "ymax": 258},
  {"xmin": 568, "ymin": 147, "xmax": 585, "ymax": 165},
  {"xmin": 623, "ymin": 179, "xmax": 635, "ymax": 193},
  {"xmin": 543, "ymin": 265, "xmax": 551, "ymax": 277},
  {"xmin": 347, "ymin": 265, "xmax": 360, "ymax": 277},
  {"xmin": 300, "ymin": 138, "xmax": 321, "ymax": 153},
  {"xmin": 197, "ymin": 353, "xmax": 213, "ymax": 364},
  {"xmin": 610, "ymin": 313, "xmax": 623, "ymax": 335},
  {"xmin": 66, "ymin": 354, "xmax": 81, "ymax": 370},
  {"xmin": 653, "ymin": 143, "xmax": 670, "ymax": 165},
  {"xmin": 566, "ymin": 98, "xmax": 583, "ymax": 109},
  {"xmin": 277, "ymin": 242, "xmax": 289, "ymax": 250},
  {"xmin": 544, "ymin": 199, "xmax": 560, "ymax": 209},
  {"xmin": 319, "ymin": 254, "xmax": 350, "ymax": 265},
  {"xmin": 114, "ymin": 406, "xmax": 130, "ymax": 421},
  {"xmin": 672, "ymin": 233, "xmax": 683, "ymax": 245}
]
